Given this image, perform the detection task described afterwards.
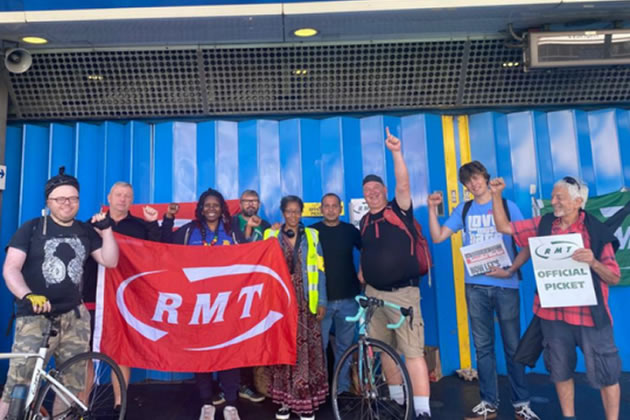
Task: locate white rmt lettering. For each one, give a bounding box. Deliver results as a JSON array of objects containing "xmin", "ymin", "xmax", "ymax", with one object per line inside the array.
[
  {"xmin": 189, "ymin": 292, "xmax": 231, "ymax": 325},
  {"xmin": 238, "ymin": 284, "xmax": 263, "ymax": 319},
  {"xmin": 151, "ymin": 293, "xmax": 183, "ymax": 324}
]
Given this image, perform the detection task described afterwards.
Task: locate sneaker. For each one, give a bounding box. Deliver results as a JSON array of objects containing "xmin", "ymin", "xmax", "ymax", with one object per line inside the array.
[
  {"xmin": 223, "ymin": 405, "xmax": 241, "ymax": 420},
  {"xmin": 514, "ymin": 403, "xmax": 540, "ymax": 420},
  {"xmin": 238, "ymin": 385, "xmax": 265, "ymax": 403},
  {"xmin": 211, "ymin": 392, "xmax": 226, "ymax": 406},
  {"xmin": 299, "ymin": 412, "xmax": 315, "ymax": 420},
  {"xmin": 276, "ymin": 406, "xmax": 291, "ymax": 420},
  {"xmin": 464, "ymin": 401, "xmax": 497, "ymax": 420},
  {"xmin": 199, "ymin": 404, "xmax": 216, "ymax": 420}
]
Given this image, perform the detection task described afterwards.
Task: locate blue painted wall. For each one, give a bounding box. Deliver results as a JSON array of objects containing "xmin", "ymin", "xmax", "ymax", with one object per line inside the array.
[
  {"xmin": 467, "ymin": 109, "xmax": 630, "ymax": 374},
  {"xmin": 0, "ymin": 115, "xmax": 443, "ymax": 383},
  {"xmin": 1, "ymin": 110, "xmax": 630, "ymax": 383}
]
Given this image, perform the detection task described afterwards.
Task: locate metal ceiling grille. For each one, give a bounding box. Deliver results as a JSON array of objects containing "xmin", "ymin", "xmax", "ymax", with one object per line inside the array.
[{"xmin": 7, "ymin": 39, "xmax": 630, "ymax": 120}]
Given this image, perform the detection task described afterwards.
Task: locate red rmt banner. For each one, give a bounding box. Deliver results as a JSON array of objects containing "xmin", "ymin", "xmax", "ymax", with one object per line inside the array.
[{"xmin": 93, "ymin": 233, "xmax": 297, "ymax": 372}]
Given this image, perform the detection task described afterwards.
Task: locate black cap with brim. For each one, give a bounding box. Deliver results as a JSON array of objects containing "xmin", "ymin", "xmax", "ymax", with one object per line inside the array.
[
  {"xmin": 362, "ymin": 174, "xmax": 384, "ymax": 186},
  {"xmin": 45, "ymin": 166, "xmax": 80, "ymax": 199}
]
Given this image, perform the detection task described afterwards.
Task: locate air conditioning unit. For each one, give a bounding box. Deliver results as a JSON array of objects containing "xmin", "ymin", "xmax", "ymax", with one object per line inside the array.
[{"xmin": 525, "ymin": 29, "xmax": 630, "ymax": 69}]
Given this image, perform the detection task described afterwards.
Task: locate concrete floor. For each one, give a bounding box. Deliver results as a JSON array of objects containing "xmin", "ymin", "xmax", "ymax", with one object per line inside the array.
[{"xmin": 124, "ymin": 372, "xmax": 630, "ymax": 420}]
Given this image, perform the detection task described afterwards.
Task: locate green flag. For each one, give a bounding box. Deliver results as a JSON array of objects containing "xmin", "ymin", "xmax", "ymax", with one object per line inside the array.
[{"xmin": 541, "ymin": 190, "xmax": 630, "ymax": 286}]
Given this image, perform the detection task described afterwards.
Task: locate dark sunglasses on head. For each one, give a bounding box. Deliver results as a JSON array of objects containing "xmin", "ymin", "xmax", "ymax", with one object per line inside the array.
[{"xmin": 563, "ymin": 176, "xmax": 581, "ymax": 190}]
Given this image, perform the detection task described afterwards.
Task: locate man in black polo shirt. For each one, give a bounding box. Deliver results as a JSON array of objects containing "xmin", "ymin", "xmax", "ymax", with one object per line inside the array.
[
  {"xmin": 83, "ymin": 181, "xmax": 160, "ymax": 415},
  {"xmin": 360, "ymin": 127, "xmax": 431, "ymax": 420},
  {"xmin": 311, "ymin": 193, "xmax": 361, "ymax": 397}
]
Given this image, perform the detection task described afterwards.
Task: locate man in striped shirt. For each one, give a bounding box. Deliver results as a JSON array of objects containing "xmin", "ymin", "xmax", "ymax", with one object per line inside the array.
[{"xmin": 490, "ymin": 176, "xmax": 621, "ymax": 420}]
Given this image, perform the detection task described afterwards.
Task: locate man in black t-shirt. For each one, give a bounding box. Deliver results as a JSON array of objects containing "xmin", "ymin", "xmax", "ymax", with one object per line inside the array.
[
  {"xmin": 311, "ymin": 193, "xmax": 361, "ymax": 396},
  {"xmin": 83, "ymin": 181, "xmax": 161, "ymax": 414},
  {"xmin": 360, "ymin": 128, "xmax": 431, "ymax": 420},
  {"xmin": 0, "ymin": 168, "xmax": 119, "ymax": 419}
]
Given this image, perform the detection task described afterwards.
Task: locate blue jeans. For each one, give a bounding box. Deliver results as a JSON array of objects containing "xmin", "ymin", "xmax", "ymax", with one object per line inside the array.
[
  {"xmin": 321, "ymin": 298, "xmax": 358, "ymax": 393},
  {"xmin": 465, "ymin": 284, "xmax": 530, "ymax": 407}
]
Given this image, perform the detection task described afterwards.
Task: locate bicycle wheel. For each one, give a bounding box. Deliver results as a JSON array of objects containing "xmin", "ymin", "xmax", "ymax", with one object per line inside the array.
[
  {"xmin": 332, "ymin": 338, "xmax": 413, "ymax": 420},
  {"xmin": 31, "ymin": 351, "xmax": 127, "ymax": 420}
]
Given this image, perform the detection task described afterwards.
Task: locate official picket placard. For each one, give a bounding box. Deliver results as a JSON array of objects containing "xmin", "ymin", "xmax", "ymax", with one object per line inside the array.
[
  {"xmin": 529, "ymin": 233, "xmax": 597, "ymax": 308},
  {"xmin": 459, "ymin": 236, "xmax": 512, "ymax": 276}
]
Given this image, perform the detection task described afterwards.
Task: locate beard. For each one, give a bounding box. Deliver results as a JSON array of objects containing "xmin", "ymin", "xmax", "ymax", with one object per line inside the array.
[{"xmin": 242, "ymin": 208, "xmax": 257, "ymax": 217}]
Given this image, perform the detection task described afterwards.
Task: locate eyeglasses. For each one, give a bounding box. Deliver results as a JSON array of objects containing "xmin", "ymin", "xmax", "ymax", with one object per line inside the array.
[
  {"xmin": 240, "ymin": 199, "xmax": 259, "ymax": 204},
  {"xmin": 562, "ymin": 176, "xmax": 581, "ymax": 190},
  {"xmin": 48, "ymin": 196, "xmax": 79, "ymax": 205}
]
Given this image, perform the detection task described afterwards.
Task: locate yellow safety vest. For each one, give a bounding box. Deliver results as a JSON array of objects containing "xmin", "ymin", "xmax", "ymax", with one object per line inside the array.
[{"xmin": 264, "ymin": 227, "xmax": 324, "ymax": 314}]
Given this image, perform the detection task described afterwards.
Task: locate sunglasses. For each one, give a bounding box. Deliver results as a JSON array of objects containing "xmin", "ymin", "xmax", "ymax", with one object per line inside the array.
[{"xmin": 562, "ymin": 176, "xmax": 581, "ymax": 190}]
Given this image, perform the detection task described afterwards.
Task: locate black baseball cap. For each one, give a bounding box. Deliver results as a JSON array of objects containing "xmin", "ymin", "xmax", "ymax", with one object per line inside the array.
[
  {"xmin": 362, "ymin": 174, "xmax": 384, "ymax": 186},
  {"xmin": 44, "ymin": 166, "xmax": 80, "ymax": 199}
]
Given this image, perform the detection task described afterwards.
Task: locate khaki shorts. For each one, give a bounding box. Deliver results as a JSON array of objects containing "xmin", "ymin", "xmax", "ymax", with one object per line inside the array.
[
  {"xmin": 2, "ymin": 305, "xmax": 91, "ymax": 403},
  {"xmin": 365, "ymin": 285, "xmax": 424, "ymax": 358}
]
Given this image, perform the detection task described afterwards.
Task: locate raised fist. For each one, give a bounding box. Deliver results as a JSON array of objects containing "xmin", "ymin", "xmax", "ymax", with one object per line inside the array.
[
  {"xmin": 143, "ymin": 205, "xmax": 158, "ymax": 222},
  {"xmin": 247, "ymin": 215, "xmax": 262, "ymax": 228},
  {"xmin": 489, "ymin": 178, "xmax": 506, "ymax": 195},
  {"xmin": 165, "ymin": 203, "xmax": 179, "ymax": 219},
  {"xmin": 427, "ymin": 192, "xmax": 443, "ymax": 209}
]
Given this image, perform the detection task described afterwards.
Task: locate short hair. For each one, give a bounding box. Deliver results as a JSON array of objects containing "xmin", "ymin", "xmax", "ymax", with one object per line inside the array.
[
  {"xmin": 555, "ymin": 177, "xmax": 588, "ymax": 208},
  {"xmin": 240, "ymin": 189, "xmax": 259, "ymax": 199},
  {"xmin": 321, "ymin": 193, "xmax": 341, "ymax": 206},
  {"xmin": 281, "ymin": 195, "xmax": 304, "ymax": 213},
  {"xmin": 109, "ymin": 181, "xmax": 133, "ymax": 195},
  {"xmin": 459, "ymin": 161, "xmax": 490, "ymax": 185}
]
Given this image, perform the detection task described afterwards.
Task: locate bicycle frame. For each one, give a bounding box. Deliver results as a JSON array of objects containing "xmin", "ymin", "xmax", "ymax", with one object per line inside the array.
[
  {"xmin": 0, "ymin": 348, "xmax": 88, "ymax": 418},
  {"xmin": 345, "ymin": 295, "xmax": 411, "ymax": 392}
]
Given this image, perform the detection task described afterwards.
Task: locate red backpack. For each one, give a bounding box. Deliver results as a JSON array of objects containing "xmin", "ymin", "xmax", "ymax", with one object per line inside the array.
[{"xmin": 360, "ymin": 206, "xmax": 432, "ymax": 277}]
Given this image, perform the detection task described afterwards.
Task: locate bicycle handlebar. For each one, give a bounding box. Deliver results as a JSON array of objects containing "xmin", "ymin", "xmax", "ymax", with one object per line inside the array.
[{"xmin": 345, "ymin": 295, "xmax": 413, "ymax": 330}]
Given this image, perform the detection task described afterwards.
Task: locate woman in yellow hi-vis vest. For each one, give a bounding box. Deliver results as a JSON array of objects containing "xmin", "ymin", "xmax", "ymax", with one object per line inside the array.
[{"xmin": 264, "ymin": 195, "xmax": 327, "ymax": 420}]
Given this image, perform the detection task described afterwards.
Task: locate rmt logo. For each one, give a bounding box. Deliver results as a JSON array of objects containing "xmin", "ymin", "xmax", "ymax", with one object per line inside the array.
[
  {"xmin": 115, "ymin": 264, "xmax": 292, "ymax": 351},
  {"xmin": 533, "ymin": 240, "xmax": 580, "ymax": 260}
]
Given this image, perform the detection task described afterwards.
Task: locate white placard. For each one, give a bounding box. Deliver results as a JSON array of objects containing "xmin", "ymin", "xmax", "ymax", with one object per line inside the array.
[
  {"xmin": 460, "ymin": 236, "xmax": 512, "ymax": 276},
  {"xmin": 529, "ymin": 233, "xmax": 597, "ymax": 308},
  {"xmin": 350, "ymin": 198, "xmax": 369, "ymax": 229}
]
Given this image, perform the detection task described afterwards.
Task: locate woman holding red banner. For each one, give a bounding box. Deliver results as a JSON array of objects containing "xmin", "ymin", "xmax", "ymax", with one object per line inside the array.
[
  {"xmin": 263, "ymin": 195, "xmax": 328, "ymax": 420},
  {"xmin": 162, "ymin": 188, "xmax": 241, "ymax": 420}
]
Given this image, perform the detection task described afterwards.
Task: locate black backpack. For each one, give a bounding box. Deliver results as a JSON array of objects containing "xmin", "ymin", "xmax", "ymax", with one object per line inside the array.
[{"xmin": 461, "ymin": 198, "xmax": 521, "ymax": 280}]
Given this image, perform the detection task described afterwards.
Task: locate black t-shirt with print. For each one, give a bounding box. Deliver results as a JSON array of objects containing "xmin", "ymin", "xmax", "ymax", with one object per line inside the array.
[
  {"xmin": 8, "ymin": 217, "xmax": 103, "ymax": 316},
  {"xmin": 360, "ymin": 199, "xmax": 421, "ymax": 290},
  {"xmin": 311, "ymin": 221, "xmax": 362, "ymax": 301}
]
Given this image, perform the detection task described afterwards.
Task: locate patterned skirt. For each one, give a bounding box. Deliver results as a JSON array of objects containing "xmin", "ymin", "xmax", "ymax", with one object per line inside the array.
[{"xmin": 270, "ymin": 244, "xmax": 328, "ymax": 414}]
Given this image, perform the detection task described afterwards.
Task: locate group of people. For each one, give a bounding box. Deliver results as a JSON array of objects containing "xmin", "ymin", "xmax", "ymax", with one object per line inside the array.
[{"xmin": 0, "ymin": 127, "xmax": 623, "ymax": 420}]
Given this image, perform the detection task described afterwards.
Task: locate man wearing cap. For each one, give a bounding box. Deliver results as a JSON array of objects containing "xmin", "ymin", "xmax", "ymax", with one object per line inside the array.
[
  {"xmin": 359, "ymin": 128, "xmax": 431, "ymax": 420},
  {"xmin": 0, "ymin": 167, "xmax": 119, "ymax": 419}
]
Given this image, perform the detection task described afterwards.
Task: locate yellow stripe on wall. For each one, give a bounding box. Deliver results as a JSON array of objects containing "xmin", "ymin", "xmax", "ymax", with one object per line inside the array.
[{"xmin": 441, "ymin": 115, "xmax": 471, "ymax": 370}]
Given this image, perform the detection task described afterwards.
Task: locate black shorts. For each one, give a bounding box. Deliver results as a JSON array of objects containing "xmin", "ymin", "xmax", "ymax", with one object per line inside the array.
[{"xmin": 540, "ymin": 318, "xmax": 621, "ymax": 388}]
